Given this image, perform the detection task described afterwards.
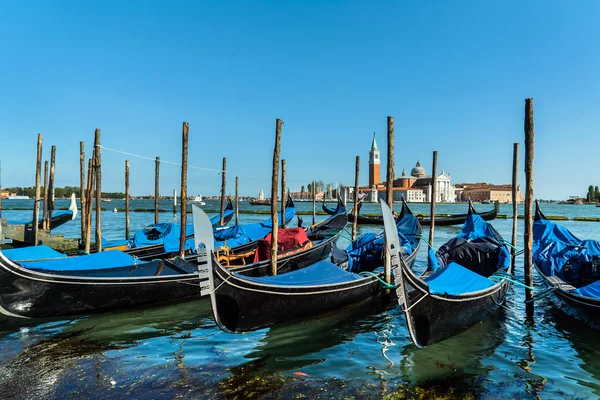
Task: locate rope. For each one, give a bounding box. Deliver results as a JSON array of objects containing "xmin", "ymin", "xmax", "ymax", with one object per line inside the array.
[
  {"xmin": 525, "ymin": 286, "xmax": 557, "ymax": 303},
  {"xmin": 358, "ymin": 271, "xmax": 397, "ymax": 289},
  {"xmin": 418, "ymin": 234, "xmax": 436, "ymax": 250},
  {"xmin": 99, "ymin": 145, "xmax": 224, "ymax": 173},
  {"xmin": 489, "ymin": 272, "xmax": 535, "ymax": 290},
  {"xmin": 501, "ymin": 240, "xmax": 521, "ymax": 253}
]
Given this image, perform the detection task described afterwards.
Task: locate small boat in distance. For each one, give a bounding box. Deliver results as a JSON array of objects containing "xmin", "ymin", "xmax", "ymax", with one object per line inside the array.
[
  {"xmin": 5, "ymin": 195, "xmax": 30, "ymax": 200},
  {"xmin": 190, "ymin": 194, "xmax": 206, "ymax": 205},
  {"xmin": 249, "ymin": 189, "xmax": 271, "ymax": 206},
  {"xmin": 102, "ymin": 198, "xmax": 112, "ymax": 203}
]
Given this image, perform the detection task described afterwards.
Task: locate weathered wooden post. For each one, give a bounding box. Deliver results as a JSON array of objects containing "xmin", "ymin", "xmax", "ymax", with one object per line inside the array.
[
  {"xmin": 524, "ymin": 98, "xmax": 535, "ymax": 316},
  {"xmin": 386, "ymin": 116, "xmax": 394, "ymax": 210},
  {"xmin": 270, "ymin": 119, "xmax": 282, "ymax": 276},
  {"xmin": 429, "ymin": 151, "xmax": 438, "ymax": 248},
  {"xmin": 31, "ymin": 133, "xmax": 43, "ymax": 245},
  {"xmin": 281, "ymin": 159, "xmax": 286, "ymax": 227},
  {"xmin": 84, "ymin": 153, "xmax": 95, "ymax": 253},
  {"xmin": 312, "ymin": 180, "xmax": 316, "ymax": 225},
  {"xmin": 155, "ymin": 156, "xmax": 160, "ymax": 224},
  {"xmin": 235, "ymin": 176, "xmax": 239, "ymax": 225},
  {"xmin": 179, "ymin": 122, "xmax": 189, "ymax": 259},
  {"xmin": 94, "ymin": 129, "xmax": 102, "ymax": 252},
  {"xmin": 42, "ymin": 160, "xmax": 49, "ymax": 229},
  {"xmin": 219, "ymin": 157, "xmax": 227, "ymax": 225},
  {"xmin": 511, "ymin": 142, "xmax": 519, "ymax": 275},
  {"xmin": 384, "ymin": 117, "xmax": 395, "ymax": 284},
  {"xmin": 48, "ymin": 145, "xmax": 56, "ymax": 226},
  {"xmin": 352, "ymin": 156, "xmax": 360, "ymax": 241},
  {"xmin": 79, "ymin": 142, "xmax": 86, "ymax": 242},
  {"xmin": 125, "ymin": 160, "xmax": 130, "ymax": 239}
]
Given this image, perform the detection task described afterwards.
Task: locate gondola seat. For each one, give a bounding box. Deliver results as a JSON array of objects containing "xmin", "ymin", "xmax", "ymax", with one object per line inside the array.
[
  {"xmin": 424, "ymin": 262, "xmax": 495, "ymax": 296},
  {"xmin": 235, "ymin": 260, "xmax": 362, "ymax": 287}
]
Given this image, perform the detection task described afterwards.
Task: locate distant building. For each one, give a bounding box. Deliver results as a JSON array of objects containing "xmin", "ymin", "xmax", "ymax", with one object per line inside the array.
[
  {"xmin": 0, "ymin": 190, "xmax": 16, "ymax": 199},
  {"xmin": 368, "ymin": 133, "xmax": 380, "ymax": 187},
  {"xmin": 457, "ymin": 183, "xmax": 523, "ymax": 204},
  {"xmin": 363, "ymin": 158, "xmax": 457, "ymax": 203}
]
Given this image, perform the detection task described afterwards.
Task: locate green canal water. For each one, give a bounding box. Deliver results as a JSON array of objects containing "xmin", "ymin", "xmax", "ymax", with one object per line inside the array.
[{"xmin": 0, "ymin": 200, "xmax": 599, "ymax": 399}]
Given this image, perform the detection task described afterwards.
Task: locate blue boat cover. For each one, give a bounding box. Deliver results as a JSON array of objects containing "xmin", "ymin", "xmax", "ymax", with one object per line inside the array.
[
  {"xmin": 428, "ymin": 211, "xmax": 510, "ymax": 272},
  {"xmin": 574, "ymin": 280, "xmax": 600, "ymax": 298},
  {"xmin": 236, "ymin": 259, "xmax": 362, "ymax": 286},
  {"xmin": 345, "ymin": 212, "xmax": 418, "ymax": 273},
  {"xmin": 7, "ymin": 210, "xmax": 73, "ymax": 225},
  {"xmin": 534, "ymin": 215, "xmax": 600, "ymax": 299},
  {"xmin": 424, "ymin": 262, "xmax": 496, "ymax": 295},
  {"xmin": 214, "ymin": 207, "xmax": 296, "ymax": 249},
  {"xmin": 2, "ymin": 245, "xmax": 67, "ymax": 262},
  {"xmin": 20, "ymin": 250, "xmax": 145, "ymax": 271}
]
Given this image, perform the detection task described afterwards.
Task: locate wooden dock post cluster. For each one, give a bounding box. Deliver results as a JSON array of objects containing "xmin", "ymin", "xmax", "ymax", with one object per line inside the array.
[
  {"xmin": 42, "ymin": 160, "xmax": 49, "ymax": 229},
  {"xmin": 524, "ymin": 98, "xmax": 535, "ymax": 317},
  {"xmin": 94, "ymin": 129, "xmax": 102, "ymax": 252},
  {"xmin": 31, "ymin": 133, "xmax": 43, "ymax": 245},
  {"xmin": 235, "ymin": 177, "xmax": 239, "ymax": 225},
  {"xmin": 79, "ymin": 142, "xmax": 86, "ymax": 241},
  {"xmin": 48, "ymin": 145, "xmax": 56, "ymax": 227},
  {"xmin": 270, "ymin": 119, "xmax": 282, "ymax": 276},
  {"xmin": 312, "ymin": 180, "xmax": 316, "ymax": 225},
  {"xmin": 429, "ymin": 151, "xmax": 438, "ymax": 248}
]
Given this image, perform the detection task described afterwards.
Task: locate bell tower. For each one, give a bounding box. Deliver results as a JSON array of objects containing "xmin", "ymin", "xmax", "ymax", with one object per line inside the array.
[{"xmin": 369, "ymin": 132, "xmax": 380, "ymax": 187}]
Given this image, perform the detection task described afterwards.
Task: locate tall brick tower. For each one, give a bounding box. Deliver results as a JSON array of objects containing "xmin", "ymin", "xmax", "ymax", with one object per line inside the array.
[{"xmin": 368, "ymin": 132, "xmax": 380, "ymax": 187}]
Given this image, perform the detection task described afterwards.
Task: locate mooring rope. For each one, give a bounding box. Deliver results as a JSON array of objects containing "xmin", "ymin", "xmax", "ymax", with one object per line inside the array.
[
  {"xmin": 358, "ymin": 271, "xmax": 398, "ymax": 289},
  {"xmin": 489, "ymin": 272, "xmax": 535, "ymax": 290},
  {"xmin": 99, "ymin": 145, "xmax": 224, "ymax": 173},
  {"xmin": 524, "ymin": 286, "xmax": 558, "ymax": 303}
]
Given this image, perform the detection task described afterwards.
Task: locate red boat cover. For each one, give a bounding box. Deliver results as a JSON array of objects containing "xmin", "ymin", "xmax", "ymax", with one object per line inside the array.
[{"xmin": 254, "ymin": 228, "xmax": 312, "ymax": 262}]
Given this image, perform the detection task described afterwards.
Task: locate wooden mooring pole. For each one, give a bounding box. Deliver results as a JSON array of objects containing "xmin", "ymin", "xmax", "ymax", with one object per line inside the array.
[
  {"xmin": 31, "ymin": 133, "xmax": 43, "ymax": 245},
  {"xmin": 155, "ymin": 156, "xmax": 160, "ymax": 224},
  {"xmin": 524, "ymin": 98, "xmax": 535, "ymax": 317},
  {"xmin": 235, "ymin": 177, "xmax": 239, "ymax": 225},
  {"xmin": 270, "ymin": 119, "xmax": 282, "ymax": 276},
  {"xmin": 48, "ymin": 145, "xmax": 56, "ymax": 226},
  {"xmin": 125, "ymin": 160, "xmax": 130, "ymax": 239},
  {"xmin": 42, "ymin": 160, "xmax": 49, "ymax": 229},
  {"xmin": 511, "ymin": 143, "xmax": 519, "ymax": 275},
  {"xmin": 179, "ymin": 122, "xmax": 189, "ymax": 259},
  {"xmin": 429, "ymin": 151, "xmax": 438, "ymax": 249},
  {"xmin": 79, "ymin": 142, "xmax": 86, "ymax": 243},
  {"xmin": 384, "ymin": 117, "xmax": 395, "ymax": 284},
  {"xmin": 220, "ymin": 157, "xmax": 226, "ymax": 225},
  {"xmin": 281, "ymin": 159, "xmax": 286, "ymax": 227},
  {"xmin": 352, "ymin": 156, "xmax": 360, "ymax": 241},
  {"xmin": 84, "ymin": 153, "xmax": 95, "ymax": 253},
  {"xmin": 312, "ymin": 180, "xmax": 316, "ymax": 225},
  {"xmin": 94, "ymin": 129, "xmax": 102, "ymax": 252},
  {"xmin": 173, "ymin": 189, "xmax": 177, "ymax": 217}
]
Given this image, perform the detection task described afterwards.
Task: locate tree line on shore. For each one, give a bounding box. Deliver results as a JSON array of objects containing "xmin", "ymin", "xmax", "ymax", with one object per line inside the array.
[
  {"xmin": 587, "ymin": 185, "xmax": 600, "ymax": 203},
  {"xmin": 4, "ymin": 186, "xmax": 126, "ymax": 199}
]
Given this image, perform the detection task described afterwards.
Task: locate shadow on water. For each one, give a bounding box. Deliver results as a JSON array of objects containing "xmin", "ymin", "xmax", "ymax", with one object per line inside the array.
[{"xmin": 0, "ymin": 299, "xmax": 214, "ymax": 399}]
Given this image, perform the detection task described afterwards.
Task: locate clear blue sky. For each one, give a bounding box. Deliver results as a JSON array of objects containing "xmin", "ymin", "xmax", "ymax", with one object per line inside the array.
[{"xmin": 1, "ymin": 1, "xmax": 599, "ymax": 199}]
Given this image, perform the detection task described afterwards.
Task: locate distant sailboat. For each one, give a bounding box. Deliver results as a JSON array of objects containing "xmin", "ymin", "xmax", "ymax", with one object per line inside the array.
[{"xmin": 190, "ymin": 194, "xmax": 206, "ymax": 206}]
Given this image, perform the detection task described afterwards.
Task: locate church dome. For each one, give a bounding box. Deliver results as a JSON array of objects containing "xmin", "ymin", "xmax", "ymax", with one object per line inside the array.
[{"xmin": 411, "ymin": 160, "xmax": 426, "ymax": 177}]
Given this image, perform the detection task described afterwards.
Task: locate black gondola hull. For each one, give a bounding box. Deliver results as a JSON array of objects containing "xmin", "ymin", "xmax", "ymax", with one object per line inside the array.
[{"xmin": 401, "ymin": 270, "xmax": 510, "ymax": 347}]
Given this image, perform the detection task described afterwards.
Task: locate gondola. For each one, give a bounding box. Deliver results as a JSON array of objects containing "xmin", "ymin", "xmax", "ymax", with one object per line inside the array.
[
  {"xmin": 6, "ymin": 193, "xmax": 78, "ymax": 231},
  {"xmin": 0, "ymin": 198, "xmax": 342, "ymax": 319},
  {"xmin": 200, "ymin": 198, "xmax": 422, "ymax": 333},
  {"xmin": 102, "ymin": 198, "xmax": 236, "ymax": 252},
  {"xmin": 533, "ymin": 202, "xmax": 600, "ymax": 330},
  {"xmin": 389, "ymin": 200, "xmax": 511, "ymax": 347},
  {"xmin": 322, "ymin": 198, "xmax": 498, "ymax": 226},
  {"xmin": 125, "ymin": 196, "xmax": 296, "ymax": 260}
]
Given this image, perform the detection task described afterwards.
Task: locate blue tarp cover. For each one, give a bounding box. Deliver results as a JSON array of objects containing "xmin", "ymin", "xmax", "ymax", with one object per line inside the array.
[
  {"xmin": 237, "ymin": 260, "xmax": 362, "ymax": 286},
  {"xmin": 534, "ymin": 215, "xmax": 600, "ymax": 299},
  {"xmin": 575, "ymin": 280, "xmax": 600, "ymax": 298},
  {"xmin": 214, "ymin": 207, "xmax": 295, "ymax": 249},
  {"xmin": 424, "ymin": 262, "xmax": 495, "ymax": 295},
  {"xmin": 7, "ymin": 210, "xmax": 73, "ymax": 225},
  {"xmin": 20, "ymin": 250, "xmax": 145, "ymax": 271},
  {"xmin": 2, "ymin": 245, "xmax": 67, "ymax": 262},
  {"xmin": 428, "ymin": 211, "xmax": 510, "ymax": 272},
  {"xmin": 345, "ymin": 212, "xmax": 418, "ymax": 273}
]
